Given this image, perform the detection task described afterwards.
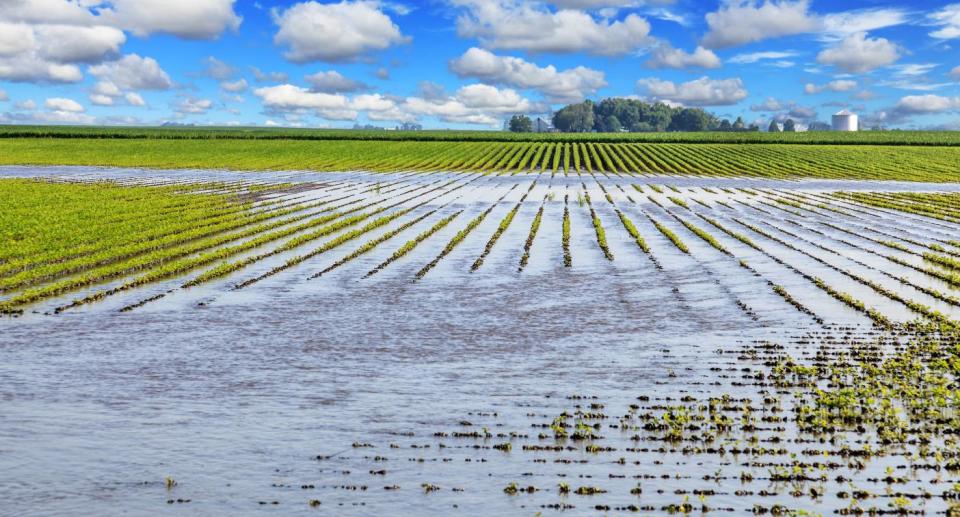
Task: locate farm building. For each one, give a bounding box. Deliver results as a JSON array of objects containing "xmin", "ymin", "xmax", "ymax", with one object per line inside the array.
[{"xmin": 832, "ymin": 110, "xmax": 858, "ymax": 131}]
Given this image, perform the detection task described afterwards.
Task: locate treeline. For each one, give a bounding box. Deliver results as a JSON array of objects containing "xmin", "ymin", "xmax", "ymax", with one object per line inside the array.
[{"xmin": 553, "ymin": 98, "xmax": 759, "ymax": 133}]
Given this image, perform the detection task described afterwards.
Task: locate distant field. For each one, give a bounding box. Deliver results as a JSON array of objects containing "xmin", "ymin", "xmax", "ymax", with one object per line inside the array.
[
  {"xmin": 1, "ymin": 136, "xmax": 960, "ymax": 182},
  {"xmin": 2, "ymin": 125, "xmax": 960, "ymax": 145}
]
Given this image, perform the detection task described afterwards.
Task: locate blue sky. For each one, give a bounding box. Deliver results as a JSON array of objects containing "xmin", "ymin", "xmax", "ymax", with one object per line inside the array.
[{"xmin": 0, "ymin": 0, "xmax": 958, "ymax": 130}]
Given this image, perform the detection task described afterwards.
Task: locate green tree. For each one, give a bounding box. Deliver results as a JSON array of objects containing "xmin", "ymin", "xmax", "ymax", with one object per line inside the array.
[
  {"xmin": 552, "ymin": 101, "xmax": 595, "ymax": 132},
  {"xmin": 732, "ymin": 116, "xmax": 745, "ymax": 131},
  {"xmin": 719, "ymin": 119, "xmax": 732, "ymax": 131},
  {"xmin": 508, "ymin": 114, "xmax": 533, "ymax": 133},
  {"xmin": 783, "ymin": 119, "xmax": 796, "ymax": 132},
  {"xmin": 768, "ymin": 120, "xmax": 781, "ymax": 133},
  {"xmin": 604, "ymin": 115, "xmax": 622, "ymax": 132},
  {"xmin": 668, "ymin": 108, "xmax": 711, "ymax": 132}
]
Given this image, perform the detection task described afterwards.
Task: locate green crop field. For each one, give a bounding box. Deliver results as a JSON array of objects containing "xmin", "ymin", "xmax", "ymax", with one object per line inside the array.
[
  {"xmin": 1, "ymin": 133, "xmax": 959, "ymax": 182},
  {"xmin": 2, "ymin": 125, "xmax": 960, "ymax": 145}
]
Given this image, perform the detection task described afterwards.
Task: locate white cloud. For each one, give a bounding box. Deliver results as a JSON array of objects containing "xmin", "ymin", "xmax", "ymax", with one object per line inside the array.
[
  {"xmin": 645, "ymin": 44, "xmax": 720, "ymax": 69},
  {"xmin": 254, "ymin": 84, "xmax": 350, "ymax": 111},
  {"xmin": 636, "ymin": 76, "xmax": 748, "ymax": 106},
  {"xmin": 0, "ymin": 53, "xmax": 82, "ymax": 83},
  {"xmin": 271, "ymin": 1, "xmax": 409, "ymax": 63},
  {"xmin": 455, "ymin": 83, "xmax": 528, "ymax": 109},
  {"xmin": 891, "ymin": 63, "xmax": 937, "ymax": 77},
  {"xmin": 816, "ymin": 32, "xmax": 899, "ymax": 73},
  {"xmin": 928, "ymin": 4, "xmax": 960, "ymax": 40},
  {"xmin": 2, "ymin": 109, "xmax": 96, "ymax": 124},
  {"xmin": 449, "ymin": 47, "xmax": 606, "ymax": 102},
  {"xmin": 125, "ymin": 92, "xmax": 145, "ymax": 106},
  {"xmin": 0, "ymin": 90, "xmax": 7, "ymax": 102},
  {"xmin": 729, "ymin": 50, "xmax": 800, "ymax": 64},
  {"xmin": 452, "ymin": 0, "xmax": 652, "ymax": 55},
  {"xmin": 221, "ymin": 78, "xmax": 248, "ymax": 93},
  {"xmin": 305, "ymin": 70, "xmax": 368, "ymax": 93},
  {"xmin": 893, "ymin": 94, "xmax": 960, "ymax": 114},
  {"xmin": 174, "ymin": 97, "xmax": 214, "ymax": 114},
  {"xmin": 547, "ymin": 0, "xmax": 663, "ymax": 7},
  {"xmin": 820, "ymin": 8, "xmax": 909, "ymax": 41},
  {"xmin": 45, "ymin": 97, "xmax": 84, "ymax": 112},
  {"xmin": 200, "ymin": 56, "xmax": 236, "ymax": 80},
  {"xmin": 702, "ymin": 2, "xmax": 907, "ymax": 48},
  {"xmin": 951, "ymin": 66, "xmax": 960, "ymax": 81},
  {"xmin": 0, "ymin": 1, "xmax": 241, "ymax": 87},
  {"xmin": 401, "ymin": 84, "xmax": 540, "ymax": 126},
  {"xmin": 15, "ymin": 99, "xmax": 36, "ymax": 110},
  {"xmin": 0, "ymin": 21, "xmax": 115, "ymax": 83},
  {"xmin": 92, "ymin": 80, "xmax": 122, "ymax": 97},
  {"xmin": 879, "ymin": 94, "xmax": 960, "ymax": 124},
  {"xmin": 89, "ymin": 54, "xmax": 172, "ymax": 90},
  {"xmin": 803, "ymin": 79, "xmax": 857, "ymax": 94},
  {"xmin": 89, "ymin": 93, "xmax": 114, "ymax": 105},
  {"xmin": 98, "ymin": 0, "xmax": 242, "ymax": 40},
  {"xmin": 251, "ymin": 67, "xmax": 288, "ymax": 83},
  {"xmin": 35, "ymin": 25, "xmax": 126, "ymax": 63},
  {"xmin": 750, "ymin": 97, "xmax": 784, "ymax": 111},
  {"xmin": 702, "ymin": 0, "xmax": 817, "ymax": 48}
]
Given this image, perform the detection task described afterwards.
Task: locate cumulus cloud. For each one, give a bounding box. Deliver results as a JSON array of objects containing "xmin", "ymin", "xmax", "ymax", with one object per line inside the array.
[
  {"xmin": 254, "ymin": 84, "xmax": 350, "ymax": 112},
  {"xmin": 89, "ymin": 93, "xmax": 114, "ymax": 105},
  {"xmin": 253, "ymin": 81, "xmax": 538, "ymax": 126},
  {"xmin": 15, "ymin": 99, "xmax": 37, "ymax": 110},
  {"xmin": 449, "ymin": 47, "xmax": 606, "ymax": 102},
  {"xmin": 702, "ymin": 2, "xmax": 907, "ymax": 48},
  {"xmin": 452, "ymin": 0, "xmax": 652, "ymax": 55},
  {"xmin": 0, "ymin": 21, "xmax": 121, "ymax": 82},
  {"xmin": 750, "ymin": 97, "xmax": 784, "ymax": 111},
  {"xmin": 305, "ymin": 70, "xmax": 369, "ymax": 93},
  {"xmin": 803, "ymin": 79, "xmax": 857, "ymax": 94},
  {"xmin": 645, "ymin": 44, "xmax": 720, "ymax": 70},
  {"xmin": 89, "ymin": 54, "xmax": 172, "ymax": 90},
  {"xmin": 928, "ymin": 4, "xmax": 960, "ymax": 40},
  {"xmin": 199, "ymin": 56, "xmax": 237, "ymax": 81},
  {"xmin": 816, "ymin": 32, "xmax": 899, "ymax": 73},
  {"xmin": 397, "ymin": 84, "xmax": 539, "ymax": 125},
  {"xmin": 251, "ymin": 67, "xmax": 288, "ymax": 83},
  {"xmin": 0, "ymin": 53, "xmax": 83, "ymax": 83},
  {"xmin": 125, "ymin": 92, "xmax": 145, "ymax": 106},
  {"xmin": 893, "ymin": 94, "xmax": 960, "ymax": 114},
  {"xmin": 636, "ymin": 76, "xmax": 748, "ymax": 106},
  {"xmin": 0, "ymin": 1, "xmax": 240, "ymax": 87},
  {"xmin": 702, "ymin": 0, "xmax": 817, "ymax": 48},
  {"xmin": 951, "ymin": 66, "xmax": 960, "ymax": 81},
  {"xmin": 45, "ymin": 97, "xmax": 84, "ymax": 112},
  {"xmin": 174, "ymin": 97, "xmax": 214, "ymax": 114},
  {"xmin": 547, "ymin": 0, "xmax": 674, "ymax": 7},
  {"xmin": 35, "ymin": 25, "xmax": 126, "ymax": 63},
  {"xmin": 97, "ymin": 0, "xmax": 241, "ymax": 40},
  {"xmin": 221, "ymin": 78, "xmax": 248, "ymax": 93},
  {"xmin": 271, "ymin": 1, "xmax": 410, "ymax": 63}
]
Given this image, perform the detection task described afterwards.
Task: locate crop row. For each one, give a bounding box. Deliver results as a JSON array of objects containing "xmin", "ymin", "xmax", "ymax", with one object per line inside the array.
[{"xmin": 3, "ymin": 139, "xmax": 960, "ymax": 182}]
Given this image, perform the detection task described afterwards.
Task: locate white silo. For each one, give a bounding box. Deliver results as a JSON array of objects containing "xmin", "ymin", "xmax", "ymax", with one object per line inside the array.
[{"xmin": 832, "ymin": 110, "xmax": 858, "ymax": 131}]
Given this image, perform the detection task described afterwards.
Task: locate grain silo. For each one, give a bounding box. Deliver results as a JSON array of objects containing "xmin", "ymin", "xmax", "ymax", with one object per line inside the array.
[{"xmin": 831, "ymin": 110, "xmax": 858, "ymax": 132}]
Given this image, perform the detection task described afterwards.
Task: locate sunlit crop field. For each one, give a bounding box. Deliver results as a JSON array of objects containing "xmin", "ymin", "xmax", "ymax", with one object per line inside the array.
[
  {"xmin": 2, "ymin": 136, "xmax": 960, "ymax": 182},
  {"xmin": 4, "ymin": 162, "xmax": 960, "ymax": 515}
]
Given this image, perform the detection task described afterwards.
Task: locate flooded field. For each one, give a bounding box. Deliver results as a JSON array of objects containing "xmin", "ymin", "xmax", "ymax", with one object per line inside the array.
[{"xmin": 2, "ymin": 167, "xmax": 960, "ymax": 515}]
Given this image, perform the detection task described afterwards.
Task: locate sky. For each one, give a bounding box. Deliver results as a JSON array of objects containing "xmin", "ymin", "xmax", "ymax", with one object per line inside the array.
[{"xmin": 0, "ymin": 0, "xmax": 958, "ymax": 130}]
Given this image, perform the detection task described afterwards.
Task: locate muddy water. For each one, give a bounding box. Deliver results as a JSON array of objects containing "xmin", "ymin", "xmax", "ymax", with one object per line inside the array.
[{"xmin": 2, "ymin": 167, "xmax": 960, "ymax": 515}]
